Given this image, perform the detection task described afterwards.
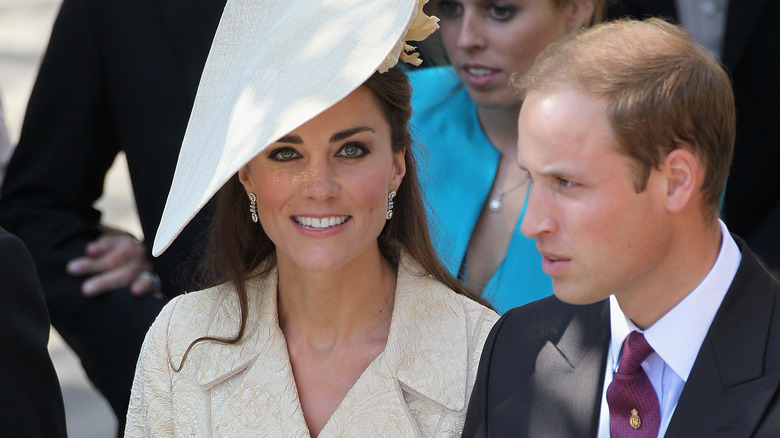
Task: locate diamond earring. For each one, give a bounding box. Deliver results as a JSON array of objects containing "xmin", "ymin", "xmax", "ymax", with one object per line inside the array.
[
  {"xmin": 248, "ymin": 192, "xmax": 259, "ymax": 223},
  {"xmin": 386, "ymin": 191, "xmax": 396, "ymax": 220}
]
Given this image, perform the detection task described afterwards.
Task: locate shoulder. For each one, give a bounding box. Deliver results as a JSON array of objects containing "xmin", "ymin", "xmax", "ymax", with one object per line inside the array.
[
  {"xmin": 485, "ymin": 296, "xmax": 608, "ymax": 359},
  {"xmin": 408, "ymin": 66, "xmax": 467, "ymax": 113},
  {"xmin": 144, "ymin": 283, "xmax": 235, "ymax": 357}
]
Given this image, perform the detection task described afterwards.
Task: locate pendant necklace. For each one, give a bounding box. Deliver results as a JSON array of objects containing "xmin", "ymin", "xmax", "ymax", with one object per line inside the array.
[{"xmin": 488, "ymin": 179, "xmax": 528, "ymax": 213}]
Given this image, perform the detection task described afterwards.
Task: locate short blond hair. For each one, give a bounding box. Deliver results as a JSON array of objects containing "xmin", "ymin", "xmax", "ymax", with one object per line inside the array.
[{"xmin": 514, "ymin": 18, "xmax": 735, "ymax": 216}]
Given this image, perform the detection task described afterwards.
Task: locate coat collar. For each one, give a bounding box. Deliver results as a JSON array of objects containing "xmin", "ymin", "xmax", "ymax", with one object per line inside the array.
[{"xmin": 190, "ymin": 252, "xmax": 471, "ymax": 435}]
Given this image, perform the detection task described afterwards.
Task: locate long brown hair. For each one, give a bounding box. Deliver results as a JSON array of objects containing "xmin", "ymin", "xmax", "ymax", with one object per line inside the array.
[{"xmin": 175, "ymin": 67, "xmax": 490, "ymax": 371}]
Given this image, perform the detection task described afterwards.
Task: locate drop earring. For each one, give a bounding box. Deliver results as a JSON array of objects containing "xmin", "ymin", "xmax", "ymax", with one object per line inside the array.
[
  {"xmin": 386, "ymin": 191, "xmax": 396, "ymax": 220},
  {"xmin": 248, "ymin": 192, "xmax": 259, "ymax": 223}
]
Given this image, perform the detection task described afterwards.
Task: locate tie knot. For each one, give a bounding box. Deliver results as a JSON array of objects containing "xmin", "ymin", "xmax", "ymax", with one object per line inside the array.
[{"xmin": 618, "ymin": 331, "xmax": 654, "ymax": 374}]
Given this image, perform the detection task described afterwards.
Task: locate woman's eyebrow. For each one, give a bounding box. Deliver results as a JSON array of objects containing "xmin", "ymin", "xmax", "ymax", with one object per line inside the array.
[{"xmin": 330, "ymin": 127, "xmax": 374, "ymax": 143}]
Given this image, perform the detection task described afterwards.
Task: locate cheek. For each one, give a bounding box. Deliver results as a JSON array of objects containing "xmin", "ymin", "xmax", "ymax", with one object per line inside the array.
[
  {"xmin": 350, "ymin": 173, "xmax": 391, "ymax": 213},
  {"xmin": 438, "ymin": 22, "xmax": 461, "ymax": 54},
  {"xmin": 254, "ymin": 174, "xmax": 295, "ymax": 217}
]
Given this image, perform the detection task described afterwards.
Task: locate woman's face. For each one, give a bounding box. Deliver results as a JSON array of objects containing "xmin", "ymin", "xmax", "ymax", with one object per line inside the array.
[
  {"xmin": 239, "ymin": 86, "xmax": 406, "ymax": 273},
  {"xmin": 437, "ymin": 0, "xmax": 584, "ymax": 110}
]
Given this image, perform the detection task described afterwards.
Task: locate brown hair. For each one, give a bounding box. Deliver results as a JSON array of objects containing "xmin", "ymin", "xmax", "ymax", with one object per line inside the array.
[
  {"xmin": 513, "ymin": 18, "xmax": 734, "ymax": 217},
  {"xmin": 175, "ymin": 67, "xmax": 489, "ymax": 370}
]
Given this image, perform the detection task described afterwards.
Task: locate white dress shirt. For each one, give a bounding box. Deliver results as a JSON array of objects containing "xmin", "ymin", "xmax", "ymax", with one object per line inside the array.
[{"xmin": 597, "ymin": 220, "xmax": 741, "ymax": 437}]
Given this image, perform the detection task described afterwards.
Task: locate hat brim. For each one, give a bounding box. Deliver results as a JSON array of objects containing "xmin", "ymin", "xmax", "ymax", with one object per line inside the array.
[{"xmin": 153, "ymin": 0, "xmax": 423, "ymax": 256}]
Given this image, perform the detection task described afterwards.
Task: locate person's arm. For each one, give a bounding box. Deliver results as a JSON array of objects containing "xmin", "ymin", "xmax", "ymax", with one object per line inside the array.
[
  {"xmin": 0, "ymin": 230, "xmax": 67, "ymax": 437},
  {"xmin": 462, "ymin": 314, "xmax": 510, "ymax": 437},
  {"xmin": 0, "ymin": 87, "xmax": 12, "ymax": 187},
  {"xmin": 0, "ymin": 0, "xmax": 154, "ymax": 299}
]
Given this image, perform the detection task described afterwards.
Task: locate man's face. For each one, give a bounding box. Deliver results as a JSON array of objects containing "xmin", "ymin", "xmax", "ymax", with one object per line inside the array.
[{"xmin": 518, "ymin": 90, "xmax": 672, "ymax": 306}]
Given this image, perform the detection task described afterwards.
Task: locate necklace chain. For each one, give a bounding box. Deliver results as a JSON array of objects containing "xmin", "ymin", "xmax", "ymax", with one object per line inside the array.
[{"xmin": 488, "ymin": 176, "xmax": 528, "ymax": 213}]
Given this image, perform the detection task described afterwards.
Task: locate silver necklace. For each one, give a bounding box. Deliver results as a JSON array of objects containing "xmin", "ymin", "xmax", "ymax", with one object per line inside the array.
[{"xmin": 488, "ymin": 180, "xmax": 527, "ymax": 213}]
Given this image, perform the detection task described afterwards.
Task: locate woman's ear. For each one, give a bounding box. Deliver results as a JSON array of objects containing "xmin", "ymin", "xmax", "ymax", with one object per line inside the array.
[
  {"xmin": 238, "ymin": 164, "xmax": 254, "ymax": 193},
  {"xmin": 564, "ymin": 0, "xmax": 595, "ymax": 33},
  {"xmin": 390, "ymin": 148, "xmax": 407, "ymax": 191}
]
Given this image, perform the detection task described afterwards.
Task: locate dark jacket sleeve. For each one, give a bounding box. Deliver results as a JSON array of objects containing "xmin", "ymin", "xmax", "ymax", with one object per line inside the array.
[
  {"xmin": 0, "ymin": 0, "xmax": 120, "ymax": 306},
  {"xmin": 462, "ymin": 312, "xmax": 510, "ymax": 437},
  {"xmin": 0, "ymin": 228, "xmax": 67, "ymax": 437}
]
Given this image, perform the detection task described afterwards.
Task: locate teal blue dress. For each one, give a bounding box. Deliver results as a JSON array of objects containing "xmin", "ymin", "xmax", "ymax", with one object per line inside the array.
[{"xmin": 409, "ymin": 66, "xmax": 552, "ymax": 314}]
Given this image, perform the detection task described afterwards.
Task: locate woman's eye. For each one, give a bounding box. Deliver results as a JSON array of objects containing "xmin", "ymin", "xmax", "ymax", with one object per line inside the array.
[
  {"xmin": 487, "ymin": 3, "xmax": 515, "ymax": 20},
  {"xmin": 269, "ymin": 147, "xmax": 300, "ymax": 161},
  {"xmin": 437, "ymin": 0, "xmax": 463, "ymax": 17},
  {"xmin": 338, "ymin": 143, "xmax": 368, "ymax": 158}
]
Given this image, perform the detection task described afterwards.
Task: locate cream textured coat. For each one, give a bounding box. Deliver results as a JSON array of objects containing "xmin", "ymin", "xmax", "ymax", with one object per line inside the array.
[{"xmin": 125, "ymin": 255, "xmax": 499, "ymax": 437}]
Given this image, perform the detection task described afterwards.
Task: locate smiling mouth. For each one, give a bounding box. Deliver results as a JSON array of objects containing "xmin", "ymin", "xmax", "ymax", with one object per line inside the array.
[
  {"xmin": 465, "ymin": 66, "xmax": 498, "ymax": 76},
  {"xmin": 294, "ymin": 216, "xmax": 349, "ymax": 230}
]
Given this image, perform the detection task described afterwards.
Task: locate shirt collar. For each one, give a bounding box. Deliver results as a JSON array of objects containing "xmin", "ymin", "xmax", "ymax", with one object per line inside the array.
[{"xmin": 609, "ymin": 220, "xmax": 741, "ymax": 380}]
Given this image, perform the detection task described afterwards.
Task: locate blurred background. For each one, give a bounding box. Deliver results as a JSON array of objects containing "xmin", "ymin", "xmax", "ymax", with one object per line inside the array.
[{"xmin": 0, "ymin": 0, "xmax": 141, "ymax": 435}]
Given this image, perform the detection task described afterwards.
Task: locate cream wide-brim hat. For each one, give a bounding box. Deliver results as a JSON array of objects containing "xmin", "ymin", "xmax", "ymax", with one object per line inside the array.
[{"xmin": 152, "ymin": 0, "xmax": 438, "ymax": 256}]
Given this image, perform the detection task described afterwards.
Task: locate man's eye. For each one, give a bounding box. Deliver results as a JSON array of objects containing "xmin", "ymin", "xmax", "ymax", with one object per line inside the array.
[{"xmin": 558, "ymin": 178, "xmax": 577, "ymax": 188}]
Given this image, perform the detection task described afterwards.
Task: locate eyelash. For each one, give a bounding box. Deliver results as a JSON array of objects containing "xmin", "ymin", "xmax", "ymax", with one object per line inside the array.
[
  {"xmin": 557, "ymin": 177, "xmax": 578, "ymax": 189},
  {"xmin": 436, "ymin": 1, "xmax": 516, "ymax": 21},
  {"xmin": 337, "ymin": 142, "xmax": 369, "ymax": 159},
  {"xmin": 268, "ymin": 142, "xmax": 369, "ymax": 162}
]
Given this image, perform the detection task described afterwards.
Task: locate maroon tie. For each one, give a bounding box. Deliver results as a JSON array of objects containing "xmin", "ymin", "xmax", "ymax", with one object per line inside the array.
[{"xmin": 607, "ymin": 331, "xmax": 661, "ymax": 437}]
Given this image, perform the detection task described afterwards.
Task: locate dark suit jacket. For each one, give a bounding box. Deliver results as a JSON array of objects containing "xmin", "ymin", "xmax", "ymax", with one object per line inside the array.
[
  {"xmin": 605, "ymin": 0, "xmax": 780, "ymax": 267},
  {"xmin": 463, "ymin": 237, "xmax": 780, "ymax": 437},
  {"xmin": 0, "ymin": 228, "xmax": 67, "ymax": 437},
  {"xmin": 0, "ymin": 0, "xmax": 226, "ymax": 424}
]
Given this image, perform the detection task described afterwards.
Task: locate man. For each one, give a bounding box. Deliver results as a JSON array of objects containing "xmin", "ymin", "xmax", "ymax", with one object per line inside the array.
[
  {"xmin": 462, "ymin": 18, "xmax": 780, "ymax": 437},
  {"xmin": 0, "ymin": 0, "xmax": 225, "ymax": 433},
  {"xmin": 605, "ymin": 0, "xmax": 780, "ymax": 274},
  {"xmin": 0, "ymin": 227, "xmax": 67, "ymax": 437}
]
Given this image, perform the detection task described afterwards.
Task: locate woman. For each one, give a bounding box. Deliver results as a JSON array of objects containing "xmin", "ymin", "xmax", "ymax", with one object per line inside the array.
[
  {"xmin": 125, "ymin": 1, "xmax": 497, "ymax": 436},
  {"xmin": 410, "ymin": 0, "xmax": 602, "ymax": 313}
]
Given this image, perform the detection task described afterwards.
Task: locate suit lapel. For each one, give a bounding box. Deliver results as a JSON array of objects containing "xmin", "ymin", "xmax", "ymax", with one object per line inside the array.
[
  {"xmin": 529, "ymin": 300, "xmax": 610, "ymax": 436},
  {"xmin": 667, "ymin": 239, "xmax": 780, "ymax": 436},
  {"xmin": 156, "ymin": 0, "xmax": 226, "ymax": 102},
  {"xmin": 196, "ymin": 270, "xmax": 310, "ymax": 437},
  {"xmin": 722, "ymin": 0, "xmax": 769, "ymax": 71}
]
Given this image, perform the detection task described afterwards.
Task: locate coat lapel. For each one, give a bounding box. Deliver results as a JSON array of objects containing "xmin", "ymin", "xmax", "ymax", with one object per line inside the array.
[
  {"xmin": 196, "ymin": 270, "xmax": 309, "ymax": 437},
  {"xmin": 529, "ymin": 300, "xmax": 610, "ymax": 436},
  {"xmin": 666, "ymin": 240, "xmax": 780, "ymax": 436},
  {"xmin": 192, "ymin": 255, "xmax": 473, "ymax": 437},
  {"xmin": 321, "ymin": 255, "xmax": 471, "ymax": 436}
]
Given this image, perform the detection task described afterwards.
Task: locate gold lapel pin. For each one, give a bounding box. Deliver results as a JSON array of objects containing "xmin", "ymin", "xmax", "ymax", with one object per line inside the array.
[{"xmin": 630, "ymin": 409, "xmax": 641, "ymax": 429}]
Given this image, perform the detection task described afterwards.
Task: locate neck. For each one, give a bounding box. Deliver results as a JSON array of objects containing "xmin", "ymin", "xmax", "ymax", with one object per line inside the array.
[
  {"xmin": 476, "ymin": 103, "xmax": 521, "ymax": 157},
  {"xmin": 617, "ymin": 220, "xmax": 723, "ymax": 330},
  {"xmin": 276, "ymin": 249, "xmax": 396, "ymax": 350}
]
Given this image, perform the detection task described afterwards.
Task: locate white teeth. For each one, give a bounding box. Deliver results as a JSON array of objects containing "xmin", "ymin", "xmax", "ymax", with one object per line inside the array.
[
  {"xmin": 467, "ymin": 67, "xmax": 494, "ymax": 76},
  {"xmin": 295, "ymin": 216, "xmax": 348, "ymax": 230}
]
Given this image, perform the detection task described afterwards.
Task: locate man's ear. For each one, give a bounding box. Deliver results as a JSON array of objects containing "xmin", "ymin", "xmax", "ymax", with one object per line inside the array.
[{"xmin": 662, "ymin": 148, "xmax": 699, "ymax": 213}]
